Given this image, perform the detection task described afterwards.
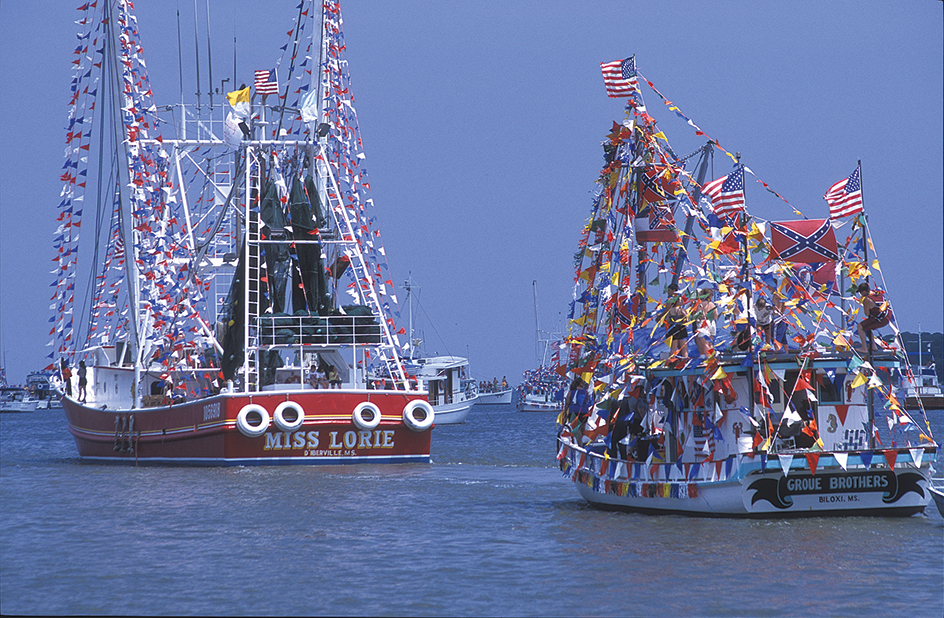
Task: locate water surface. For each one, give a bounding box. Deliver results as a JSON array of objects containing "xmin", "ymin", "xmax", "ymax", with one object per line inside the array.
[{"xmin": 2, "ymin": 405, "xmax": 942, "ymax": 616}]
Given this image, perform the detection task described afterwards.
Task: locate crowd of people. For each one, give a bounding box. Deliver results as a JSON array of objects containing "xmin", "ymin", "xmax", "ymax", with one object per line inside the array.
[{"xmin": 479, "ymin": 377, "xmax": 508, "ymax": 393}]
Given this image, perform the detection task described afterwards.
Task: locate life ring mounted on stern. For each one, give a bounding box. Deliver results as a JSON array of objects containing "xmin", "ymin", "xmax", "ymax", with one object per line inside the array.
[
  {"xmin": 273, "ymin": 401, "xmax": 306, "ymax": 432},
  {"xmin": 236, "ymin": 404, "xmax": 271, "ymax": 437},
  {"xmin": 402, "ymin": 399, "xmax": 435, "ymax": 432},
  {"xmin": 352, "ymin": 401, "xmax": 382, "ymax": 430}
]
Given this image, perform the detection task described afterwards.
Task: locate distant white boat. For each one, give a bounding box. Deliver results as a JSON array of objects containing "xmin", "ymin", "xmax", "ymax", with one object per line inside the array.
[
  {"xmin": 1, "ymin": 387, "xmax": 40, "ymax": 413},
  {"xmin": 397, "ymin": 277, "xmax": 478, "ymax": 423},
  {"xmin": 518, "ymin": 390, "xmax": 563, "ymax": 412},
  {"xmin": 405, "ymin": 356, "xmax": 478, "ymax": 424},
  {"xmin": 476, "ymin": 389, "xmax": 512, "ymax": 405},
  {"xmin": 27, "ymin": 370, "xmax": 62, "ymax": 410},
  {"xmin": 903, "ymin": 363, "xmax": 943, "ymax": 409}
]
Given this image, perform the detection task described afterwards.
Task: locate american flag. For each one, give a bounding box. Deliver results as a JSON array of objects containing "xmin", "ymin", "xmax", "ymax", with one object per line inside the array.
[
  {"xmin": 601, "ymin": 56, "xmax": 638, "ymax": 98},
  {"xmin": 254, "ymin": 68, "xmax": 279, "ymax": 96},
  {"xmin": 691, "ymin": 416, "xmax": 715, "ymax": 460},
  {"xmin": 702, "ymin": 165, "xmax": 745, "ymax": 218},
  {"xmin": 824, "ymin": 167, "xmax": 864, "ymax": 219}
]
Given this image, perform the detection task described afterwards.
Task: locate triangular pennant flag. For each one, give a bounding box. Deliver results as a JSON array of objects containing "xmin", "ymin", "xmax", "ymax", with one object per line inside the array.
[
  {"xmin": 779, "ymin": 454, "xmax": 793, "ymax": 477},
  {"xmin": 834, "ymin": 451, "xmax": 848, "ymax": 470},
  {"xmin": 850, "ymin": 372, "xmax": 869, "ymax": 389},
  {"xmin": 908, "ymin": 448, "xmax": 922, "ymax": 468},
  {"xmin": 806, "ymin": 453, "xmax": 820, "ymax": 475},
  {"xmin": 859, "ymin": 450, "xmax": 873, "ymax": 470},
  {"xmin": 834, "ymin": 404, "xmax": 849, "ymax": 425},
  {"xmin": 882, "ymin": 449, "xmax": 898, "ymax": 470}
]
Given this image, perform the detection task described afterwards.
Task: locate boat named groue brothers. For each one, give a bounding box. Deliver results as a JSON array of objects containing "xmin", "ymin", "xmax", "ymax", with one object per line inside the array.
[{"xmin": 555, "ymin": 56, "xmax": 937, "ymax": 516}]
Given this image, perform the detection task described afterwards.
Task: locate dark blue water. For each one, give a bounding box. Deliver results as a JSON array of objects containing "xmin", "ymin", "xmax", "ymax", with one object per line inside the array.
[{"xmin": 2, "ymin": 405, "xmax": 942, "ymax": 616}]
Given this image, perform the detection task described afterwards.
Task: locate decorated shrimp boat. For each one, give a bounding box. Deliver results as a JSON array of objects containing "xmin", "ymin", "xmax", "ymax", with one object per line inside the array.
[
  {"xmin": 517, "ymin": 366, "xmax": 566, "ymax": 413},
  {"xmin": 555, "ymin": 56, "xmax": 938, "ymax": 516},
  {"xmin": 53, "ymin": 0, "xmax": 434, "ymax": 464}
]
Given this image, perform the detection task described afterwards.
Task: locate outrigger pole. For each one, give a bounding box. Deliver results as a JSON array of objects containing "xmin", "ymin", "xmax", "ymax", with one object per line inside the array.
[{"xmin": 858, "ymin": 159, "xmax": 876, "ymax": 449}]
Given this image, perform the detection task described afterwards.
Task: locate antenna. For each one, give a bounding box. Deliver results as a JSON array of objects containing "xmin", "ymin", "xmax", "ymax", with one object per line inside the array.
[
  {"xmin": 176, "ymin": 5, "xmax": 184, "ymax": 106},
  {"xmin": 403, "ymin": 274, "xmax": 421, "ymax": 361},
  {"xmin": 192, "ymin": 0, "xmax": 201, "ymax": 109},
  {"xmin": 205, "ymin": 0, "xmax": 214, "ymax": 106},
  {"xmin": 532, "ymin": 280, "xmax": 541, "ymax": 364}
]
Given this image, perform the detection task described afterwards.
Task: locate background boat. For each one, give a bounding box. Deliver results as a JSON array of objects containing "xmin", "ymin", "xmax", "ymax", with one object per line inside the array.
[
  {"xmin": 397, "ymin": 276, "xmax": 478, "ymax": 423},
  {"xmin": 517, "ymin": 365, "xmax": 565, "ymax": 412},
  {"xmin": 27, "ymin": 370, "xmax": 61, "ymax": 410},
  {"xmin": 476, "ymin": 388, "xmax": 512, "ymax": 405},
  {"xmin": 904, "ymin": 363, "xmax": 944, "ymax": 409},
  {"xmin": 0, "ymin": 387, "xmax": 39, "ymax": 413},
  {"xmin": 403, "ymin": 355, "xmax": 478, "ymax": 424}
]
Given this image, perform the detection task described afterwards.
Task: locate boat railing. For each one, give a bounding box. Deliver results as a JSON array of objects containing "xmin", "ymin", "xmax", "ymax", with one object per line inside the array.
[
  {"xmin": 558, "ymin": 435, "xmax": 938, "ymax": 484},
  {"xmin": 254, "ymin": 314, "xmax": 382, "ymax": 347}
]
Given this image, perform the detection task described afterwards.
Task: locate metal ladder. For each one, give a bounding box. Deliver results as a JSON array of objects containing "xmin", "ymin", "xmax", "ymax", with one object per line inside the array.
[{"xmin": 243, "ymin": 165, "xmax": 263, "ymax": 393}]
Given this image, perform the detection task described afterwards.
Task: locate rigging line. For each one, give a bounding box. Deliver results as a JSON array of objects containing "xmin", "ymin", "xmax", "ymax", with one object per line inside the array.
[
  {"xmin": 410, "ymin": 291, "xmax": 452, "ymax": 359},
  {"xmin": 80, "ymin": 34, "xmax": 120, "ymax": 352},
  {"xmin": 276, "ymin": 1, "xmax": 308, "ymax": 138},
  {"xmin": 860, "ymin": 216, "xmax": 927, "ymax": 430}
]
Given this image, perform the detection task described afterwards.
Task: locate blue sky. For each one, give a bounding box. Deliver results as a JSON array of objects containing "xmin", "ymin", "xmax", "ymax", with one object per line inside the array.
[{"xmin": 1, "ymin": 0, "xmax": 941, "ymax": 386}]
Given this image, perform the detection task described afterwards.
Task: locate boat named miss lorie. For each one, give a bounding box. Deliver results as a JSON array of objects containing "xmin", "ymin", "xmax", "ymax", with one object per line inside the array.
[
  {"xmin": 555, "ymin": 56, "xmax": 937, "ymax": 516},
  {"xmin": 54, "ymin": 0, "xmax": 434, "ymax": 464}
]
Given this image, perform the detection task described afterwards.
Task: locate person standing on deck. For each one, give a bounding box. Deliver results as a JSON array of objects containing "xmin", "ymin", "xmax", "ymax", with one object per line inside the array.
[
  {"xmin": 77, "ymin": 360, "xmax": 87, "ymax": 403},
  {"xmin": 692, "ymin": 285, "xmax": 718, "ymax": 356},
  {"xmin": 60, "ymin": 359, "xmax": 73, "ymax": 398},
  {"xmin": 662, "ymin": 284, "xmax": 689, "ymax": 358},
  {"xmin": 855, "ymin": 282, "xmax": 890, "ymax": 351}
]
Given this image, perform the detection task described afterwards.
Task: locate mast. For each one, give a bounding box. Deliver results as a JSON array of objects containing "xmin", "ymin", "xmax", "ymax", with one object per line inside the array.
[
  {"xmin": 670, "ymin": 142, "xmax": 713, "ymax": 289},
  {"xmin": 105, "ymin": 0, "xmax": 143, "ymax": 405},
  {"xmin": 859, "ymin": 159, "xmax": 875, "ymax": 449},
  {"xmin": 403, "ymin": 275, "xmax": 420, "ymax": 361},
  {"xmin": 533, "ymin": 280, "xmax": 541, "ymax": 364}
]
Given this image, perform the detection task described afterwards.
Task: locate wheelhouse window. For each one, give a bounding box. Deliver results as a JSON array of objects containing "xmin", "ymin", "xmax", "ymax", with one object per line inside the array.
[{"xmin": 816, "ymin": 370, "xmax": 845, "ymax": 405}]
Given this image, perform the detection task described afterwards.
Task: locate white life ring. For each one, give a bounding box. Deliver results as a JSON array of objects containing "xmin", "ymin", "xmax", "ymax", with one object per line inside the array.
[
  {"xmin": 352, "ymin": 401, "xmax": 382, "ymax": 430},
  {"xmin": 236, "ymin": 404, "xmax": 271, "ymax": 437},
  {"xmin": 273, "ymin": 401, "xmax": 305, "ymax": 432},
  {"xmin": 402, "ymin": 399, "xmax": 435, "ymax": 432}
]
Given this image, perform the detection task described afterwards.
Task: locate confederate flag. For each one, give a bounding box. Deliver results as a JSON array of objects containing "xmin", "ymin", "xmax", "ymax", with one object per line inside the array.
[{"xmin": 770, "ymin": 219, "xmax": 839, "ymax": 263}]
